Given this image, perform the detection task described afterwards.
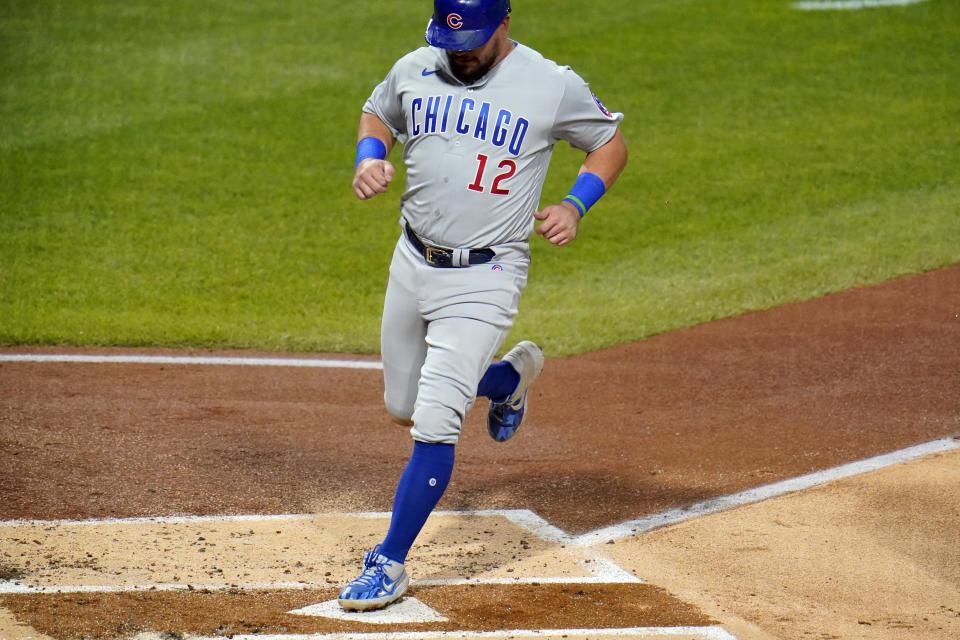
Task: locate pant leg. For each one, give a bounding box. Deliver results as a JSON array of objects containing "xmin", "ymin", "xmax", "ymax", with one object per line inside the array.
[
  {"xmin": 410, "ymin": 315, "xmax": 511, "ymax": 443},
  {"xmin": 381, "ymin": 238, "xmax": 427, "ymax": 424},
  {"xmin": 410, "ymin": 258, "xmax": 528, "ymax": 444},
  {"xmin": 382, "ymin": 229, "xmax": 529, "ymax": 443}
]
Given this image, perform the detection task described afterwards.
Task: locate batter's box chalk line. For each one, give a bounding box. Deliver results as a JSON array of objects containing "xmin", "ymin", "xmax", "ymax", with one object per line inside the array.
[
  {"xmin": 1, "ymin": 438, "xmax": 954, "ymax": 599},
  {"xmin": 291, "ymin": 507, "xmax": 642, "ymax": 587},
  {"xmin": 0, "ymin": 508, "xmax": 638, "ymax": 596},
  {"xmin": 147, "ymin": 627, "xmax": 739, "ymax": 640}
]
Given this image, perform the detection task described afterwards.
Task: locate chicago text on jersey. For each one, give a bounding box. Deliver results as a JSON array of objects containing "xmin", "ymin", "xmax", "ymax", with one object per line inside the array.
[{"xmin": 410, "ymin": 94, "xmax": 529, "ymax": 156}]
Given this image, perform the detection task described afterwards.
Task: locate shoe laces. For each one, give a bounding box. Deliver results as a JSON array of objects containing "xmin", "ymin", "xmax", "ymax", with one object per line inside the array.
[
  {"xmin": 352, "ymin": 563, "xmax": 387, "ymax": 588},
  {"xmin": 492, "ymin": 392, "xmax": 524, "ymax": 419},
  {"xmin": 351, "ymin": 548, "xmax": 394, "ymax": 585}
]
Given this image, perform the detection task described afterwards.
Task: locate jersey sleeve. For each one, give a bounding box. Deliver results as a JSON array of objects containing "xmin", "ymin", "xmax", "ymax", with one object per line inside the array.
[
  {"xmin": 363, "ymin": 61, "xmax": 408, "ymax": 142},
  {"xmin": 551, "ymin": 67, "xmax": 624, "ymax": 153}
]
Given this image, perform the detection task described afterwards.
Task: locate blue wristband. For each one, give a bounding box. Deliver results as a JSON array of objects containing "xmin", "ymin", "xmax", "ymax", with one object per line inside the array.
[
  {"xmin": 563, "ymin": 172, "xmax": 606, "ymax": 218},
  {"xmin": 355, "ymin": 136, "xmax": 387, "ymax": 168}
]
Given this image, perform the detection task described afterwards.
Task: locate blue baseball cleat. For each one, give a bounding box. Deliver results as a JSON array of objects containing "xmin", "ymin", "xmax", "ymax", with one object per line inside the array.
[
  {"xmin": 488, "ymin": 341, "xmax": 544, "ymax": 442},
  {"xmin": 338, "ymin": 545, "xmax": 409, "ymax": 611}
]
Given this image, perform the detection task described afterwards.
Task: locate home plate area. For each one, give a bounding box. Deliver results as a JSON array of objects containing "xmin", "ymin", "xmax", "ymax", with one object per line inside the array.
[{"xmin": 0, "ymin": 510, "xmax": 732, "ymax": 639}]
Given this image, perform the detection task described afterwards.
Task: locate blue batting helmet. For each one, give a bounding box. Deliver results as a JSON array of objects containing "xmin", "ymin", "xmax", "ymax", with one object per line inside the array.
[{"xmin": 425, "ymin": 0, "xmax": 511, "ymax": 51}]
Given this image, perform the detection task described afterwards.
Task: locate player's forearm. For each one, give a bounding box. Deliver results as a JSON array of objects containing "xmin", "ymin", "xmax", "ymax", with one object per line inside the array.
[
  {"xmin": 554, "ymin": 129, "xmax": 627, "ymax": 220},
  {"xmin": 357, "ymin": 112, "xmax": 396, "ymax": 154},
  {"xmin": 580, "ymin": 129, "xmax": 628, "ymax": 189},
  {"xmin": 353, "ymin": 113, "xmax": 398, "ymax": 200}
]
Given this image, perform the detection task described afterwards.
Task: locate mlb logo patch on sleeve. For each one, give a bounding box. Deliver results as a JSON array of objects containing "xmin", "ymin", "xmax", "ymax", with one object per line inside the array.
[{"xmin": 593, "ymin": 93, "xmax": 613, "ymax": 117}]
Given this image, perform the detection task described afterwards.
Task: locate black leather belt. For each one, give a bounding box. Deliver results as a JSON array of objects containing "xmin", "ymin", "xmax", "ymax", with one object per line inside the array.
[{"xmin": 405, "ymin": 224, "xmax": 495, "ymax": 268}]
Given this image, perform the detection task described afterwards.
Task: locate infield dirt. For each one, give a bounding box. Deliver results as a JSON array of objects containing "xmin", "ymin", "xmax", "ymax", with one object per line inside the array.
[{"xmin": 1, "ymin": 265, "xmax": 958, "ymax": 638}]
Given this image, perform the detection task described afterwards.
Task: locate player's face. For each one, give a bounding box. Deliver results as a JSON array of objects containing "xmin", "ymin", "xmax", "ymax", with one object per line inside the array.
[{"xmin": 446, "ymin": 18, "xmax": 510, "ymax": 84}]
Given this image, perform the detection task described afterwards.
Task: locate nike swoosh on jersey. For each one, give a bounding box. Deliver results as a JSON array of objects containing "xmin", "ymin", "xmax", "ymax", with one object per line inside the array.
[{"xmin": 421, "ymin": 68, "xmax": 438, "ymax": 76}]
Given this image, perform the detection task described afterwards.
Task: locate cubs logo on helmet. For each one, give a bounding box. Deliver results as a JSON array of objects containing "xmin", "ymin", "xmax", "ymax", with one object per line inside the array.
[{"xmin": 425, "ymin": 0, "xmax": 511, "ymax": 50}]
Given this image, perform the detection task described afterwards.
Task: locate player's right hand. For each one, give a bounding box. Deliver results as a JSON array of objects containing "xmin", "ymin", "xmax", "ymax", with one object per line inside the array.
[{"xmin": 353, "ymin": 159, "xmax": 395, "ymax": 200}]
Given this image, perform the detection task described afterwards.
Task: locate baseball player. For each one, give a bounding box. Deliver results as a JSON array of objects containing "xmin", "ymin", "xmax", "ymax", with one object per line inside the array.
[{"xmin": 339, "ymin": 0, "xmax": 627, "ymax": 611}]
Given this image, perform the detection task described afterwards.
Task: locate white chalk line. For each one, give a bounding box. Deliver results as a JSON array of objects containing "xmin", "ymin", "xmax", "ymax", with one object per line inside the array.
[
  {"xmin": 2, "ymin": 437, "xmax": 955, "ymax": 597},
  {"xmin": 0, "ymin": 353, "xmax": 383, "ymax": 370},
  {"xmin": 176, "ymin": 627, "xmax": 738, "ymax": 640},
  {"xmin": 0, "ymin": 508, "xmax": 637, "ymax": 595},
  {"xmin": 793, "ymin": 0, "xmax": 928, "ymax": 10},
  {"xmin": 5, "ymin": 441, "xmax": 953, "ymax": 640},
  {"xmin": 1, "ymin": 511, "xmax": 318, "ymax": 528},
  {"xmin": 0, "ymin": 575, "xmax": 628, "ymax": 596},
  {"xmin": 574, "ymin": 437, "xmax": 960, "ymax": 546}
]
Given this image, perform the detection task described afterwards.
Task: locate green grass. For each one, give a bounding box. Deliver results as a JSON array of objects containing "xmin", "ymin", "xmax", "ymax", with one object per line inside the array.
[{"xmin": 2, "ymin": 0, "xmax": 958, "ymax": 355}]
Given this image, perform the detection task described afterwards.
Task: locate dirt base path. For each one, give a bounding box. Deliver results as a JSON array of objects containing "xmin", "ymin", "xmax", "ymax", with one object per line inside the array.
[
  {"xmin": 606, "ymin": 448, "xmax": 960, "ymax": 639},
  {"xmin": 1, "ymin": 265, "xmax": 959, "ymax": 638}
]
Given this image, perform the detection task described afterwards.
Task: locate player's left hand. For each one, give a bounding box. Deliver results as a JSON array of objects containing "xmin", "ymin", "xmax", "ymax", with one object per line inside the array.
[{"xmin": 534, "ymin": 201, "xmax": 580, "ymax": 246}]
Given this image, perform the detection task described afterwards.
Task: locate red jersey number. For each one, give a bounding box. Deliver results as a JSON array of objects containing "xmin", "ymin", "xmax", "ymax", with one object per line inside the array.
[{"xmin": 468, "ymin": 154, "xmax": 516, "ymax": 195}]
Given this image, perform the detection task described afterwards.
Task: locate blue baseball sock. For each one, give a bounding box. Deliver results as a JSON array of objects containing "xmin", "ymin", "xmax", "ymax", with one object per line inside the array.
[
  {"xmin": 378, "ymin": 441, "xmax": 455, "ymax": 564},
  {"xmin": 477, "ymin": 361, "xmax": 520, "ymax": 400}
]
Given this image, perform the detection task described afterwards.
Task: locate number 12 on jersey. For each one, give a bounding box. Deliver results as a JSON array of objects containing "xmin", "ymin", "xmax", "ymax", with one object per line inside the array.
[{"xmin": 468, "ymin": 153, "xmax": 516, "ymax": 195}]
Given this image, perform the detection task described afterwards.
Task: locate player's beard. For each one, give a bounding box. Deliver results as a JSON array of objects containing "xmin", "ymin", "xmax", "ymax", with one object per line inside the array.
[{"xmin": 447, "ymin": 48, "xmax": 498, "ymax": 84}]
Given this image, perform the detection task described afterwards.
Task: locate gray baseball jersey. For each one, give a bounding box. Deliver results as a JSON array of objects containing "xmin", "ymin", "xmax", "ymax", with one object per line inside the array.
[{"xmin": 364, "ymin": 42, "xmax": 624, "ymax": 249}]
